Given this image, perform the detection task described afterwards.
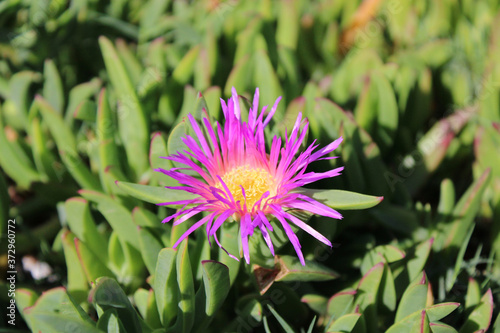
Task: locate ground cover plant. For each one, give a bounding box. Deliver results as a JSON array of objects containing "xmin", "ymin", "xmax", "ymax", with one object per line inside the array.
[{"xmin": 1, "ymin": 0, "xmax": 500, "ymax": 332}]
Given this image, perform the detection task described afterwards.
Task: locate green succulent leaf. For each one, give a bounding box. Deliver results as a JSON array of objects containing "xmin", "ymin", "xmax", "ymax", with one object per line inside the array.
[
  {"xmin": 437, "ymin": 168, "xmax": 491, "ymax": 251},
  {"xmin": 60, "ymin": 230, "xmax": 89, "ymax": 302},
  {"xmin": 74, "ymin": 237, "xmax": 115, "ymax": 283},
  {"xmin": 386, "ymin": 303, "xmax": 460, "ymax": 333},
  {"xmin": 169, "ymin": 240, "xmax": 195, "ymax": 333},
  {"xmin": 153, "ymin": 248, "xmax": 178, "ymax": 326},
  {"xmin": 0, "ymin": 108, "xmax": 40, "ymax": 188},
  {"xmin": 274, "ymin": 255, "xmax": 339, "ymax": 282},
  {"xmin": 134, "ymin": 288, "xmax": 162, "ymax": 330},
  {"xmin": 395, "ymin": 272, "xmax": 429, "ymax": 323},
  {"xmin": 326, "ymin": 313, "xmax": 362, "ymax": 332},
  {"xmin": 138, "ymin": 227, "xmax": 164, "ymax": 274},
  {"xmin": 193, "ymin": 260, "xmax": 230, "ymax": 332},
  {"xmin": 65, "ymin": 197, "xmax": 108, "ymax": 261},
  {"xmin": 22, "ymin": 287, "xmax": 96, "ymax": 333},
  {"xmin": 116, "ymin": 181, "xmax": 197, "ymax": 205},
  {"xmin": 15, "ymin": 289, "xmax": 39, "ymax": 315},
  {"xmin": 99, "ymin": 36, "xmax": 149, "ymax": 179},
  {"xmin": 172, "ymin": 45, "xmax": 201, "ymax": 85},
  {"xmin": 409, "ymin": 311, "xmax": 431, "ymax": 333},
  {"xmin": 459, "ymin": 289, "xmax": 494, "ymax": 333},
  {"xmin": 90, "ymin": 277, "xmax": 143, "ymax": 333},
  {"xmin": 42, "ymin": 59, "xmax": 65, "ymax": 114},
  {"xmin": 294, "ymin": 188, "xmax": 383, "ymax": 210},
  {"xmin": 429, "ymin": 322, "xmax": 459, "ymax": 333},
  {"xmin": 79, "ymin": 190, "xmax": 140, "ymax": 249},
  {"xmin": 327, "ymin": 289, "xmax": 357, "ymax": 320},
  {"xmin": 97, "ymin": 309, "xmax": 127, "ymax": 333}
]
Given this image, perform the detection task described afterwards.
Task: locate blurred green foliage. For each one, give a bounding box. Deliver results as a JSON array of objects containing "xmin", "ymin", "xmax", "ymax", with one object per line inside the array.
[{"xmin": 1, "ymin": 0, "xmax": 500, "ymax": 332}]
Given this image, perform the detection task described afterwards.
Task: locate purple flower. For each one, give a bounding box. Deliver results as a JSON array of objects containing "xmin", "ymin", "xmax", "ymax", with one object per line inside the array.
[{"xmin": 156, "ymin": 88, "xmax": 343, "ymax": 265}]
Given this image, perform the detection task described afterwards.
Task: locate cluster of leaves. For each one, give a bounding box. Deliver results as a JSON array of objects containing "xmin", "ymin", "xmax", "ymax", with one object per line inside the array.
[{"xmin": 1, "ymin": 0, "xmax": 500, "ymax": 332}]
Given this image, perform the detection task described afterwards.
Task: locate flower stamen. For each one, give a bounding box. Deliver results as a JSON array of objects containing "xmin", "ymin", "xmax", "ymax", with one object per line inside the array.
[{"xmin": 217, "ymin": 165, "xmax": 275, "ymax": 210}]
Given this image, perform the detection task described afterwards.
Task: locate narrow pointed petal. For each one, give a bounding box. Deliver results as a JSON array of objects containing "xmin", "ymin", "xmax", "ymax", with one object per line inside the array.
[{"xmin": 173, "ymin": 213, "xmax": 213, "ymax": 248}]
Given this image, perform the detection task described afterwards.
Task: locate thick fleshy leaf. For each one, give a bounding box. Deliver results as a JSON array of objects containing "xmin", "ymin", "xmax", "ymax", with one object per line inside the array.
[
  {"xmin": 172, "ymin": 45, "xmax": 200, "ymax": 85},
  {"xmin": 355, "ymin": 71, "xmax": 398, "ymax": 154},
  {"xmin": 459, "ymin": 289, "xmax": 494, "ymax": 333},
  {"xmin": 99, "ymin": 36, "xmax": 149, "ymax": 178},
  {"xmin": 274, "ymin": 255, "xmax": 339, "ymax": 282},
  {"xmin": 36, "ymin": 95, "xmax": 76, "ymax": 153},
  {"xmin": 409, "ymin": 311, "xmax": 431, "ymax": 333},
  {"xmin": 440, "ymin": 169, "xmax": 491, "ymax": 251},
  {"xmin": 407, "ymin": 239, "xmax": 434, "ymax": 283},
  {"xmin": 42, "ymin": 59, "xmax": 64, "ymax": 114},
  {"xmin": 153, "ymin": 248, "xmax": 178, "ymax": 326},
  {"xmin": 253, "ymin": 49, "xmax": 284, "ymax": 121},
  {"xmin": 224, "ymin": 55, "xmax": 253, "ymax": 96},
  {"xmin": 437, "ymin": 179, "xmax": 455, "ymax": 225},
  {"xmin": 327, "ymin": 289, "xmax": 357, "ymax": 319},
  {"xmin": 37, "ymin": 95, "xmax": 101, "ymax": 190},
  {"xmin": 4, "ymin": 71, "xmax": 40, "ymax": 128},
  {"xmin": 138, "ymin": 227, "xmax": 164, "ymax": 274},
  {"xmin": 301, "ymin": 294, "xmax": 328, "ymax": 314},
  {"xmin": 176, "ymin": 86, "xmax": 202, "ymax": 124},
  {"xmin": 115, "ymin": 39, "xmax": 143, "ymax": 86},
  {"xmin": 150, "ymin": 132, "xmax": 173, "ymax": 185},
  {"xmin": 0, "ymin": 109, "xmax": 40, "ymax": 188},
  {"xmin": 219, "ymin": 220, "xmax": 241, "ymax": 285},
  {"xmin": 97, "ymin": 88, "xmax": 128, "ymax": 192},
  {"xmin": 74, "ymin": 238, "xmax": 114, "ymax": 283},
  {"xmin": 96, "ymin": 309, "xmax": 127, "ymax": 333},
  {"xmin": 134, "ymin": 288, "xmax": 162, "ymax": 330},
  {"xmin": 23, "ymin": 287, "xmax": 96, "ymax": 333},
  {"xmin": 360, "ymin": 245, "xmax": 405, "ymax": 274},
  {"xmin": 203, "ymin": 86, "xmax": 221, "ymax": 120},
  {"xmin": 465, "ymin": 278, "xmax": 482, "ymax": 314},
  {"xmin": 295, "ymin": 188, "xmax": 383, "ymax": 210},
  {"xmin": 386, "ymin": 303, "xmax": 460, "ymax": 333},
  {"xmin": 276, "ymin": 0, "xmax": 299, "ymax": 50},
  {"xmin": 355, "ymin": 262, "xmax": 385, "ymax": 331},
  {"xmin": 192, "ymin": 260, "xmax": 230, "ymax": 332},
  {"xmin": 169, "ymin": 240, "xmax": 195, "ymax": 332},
  {"xmin": 89, "ymin": 277, "xmax": 142, "ymax": 333},
  {"xmin": 30, "ymin": 116, "xmax": 58, "ymax": 181},
  {"xmin": 60, "ymin": 150, "xmax": 102, "ymax": 191},
  {"xmin": 65, "ymin": 198, "xmax": 108, "ymax": 262},
  {"xmin": 15, "ymin": 289, "xmax": 39, "ymax": 315},
  {"xmin": 167, "ymin": 117, "xmax": 189, "ymax": 153},
  {"xmin": 395, "ymin": 273, "xmax": 429, "ymax": 323},
  {"xmin": 430, "ymin": 322, "xmax": 459, "ymax": 333},
  {"xmin": 60, "ymin": 230, "xmax": 89, "ymax": 303},
  {"xmin": 79, "ymin": 190, "xmax": 140, "ymax": 248},
  {"xmin": 326, "ymin": 313, "xmax": 362, "ymax": 332},
  {"xmin": 380, "ymin": 262, "xmax": 397, "ymax": 312},
  {"xmin": 28, "ymin": 314, "xmax": 102, "ymax": 333},
  {"xmin": 116, "ymin": 181, "xmax": 197, "ymax": 205},
  {"xmin": 65, "ymin": 78, "xmax": 101, "ymax": 123},
  {"xmin": 493, "ymin": 313, "xmax": 500, "ymax": 333}
]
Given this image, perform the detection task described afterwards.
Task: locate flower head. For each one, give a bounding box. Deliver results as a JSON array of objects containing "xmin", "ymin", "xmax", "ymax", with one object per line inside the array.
[{"xmin": 157, "ymin": 88, "xmax": 343, "ymax": 265}]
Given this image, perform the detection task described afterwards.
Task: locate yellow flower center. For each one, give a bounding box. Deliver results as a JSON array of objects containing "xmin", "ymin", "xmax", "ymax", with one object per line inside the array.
[{"xmin": 218, "ymin": 165, "xmax": 274, "ymax": 209}]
